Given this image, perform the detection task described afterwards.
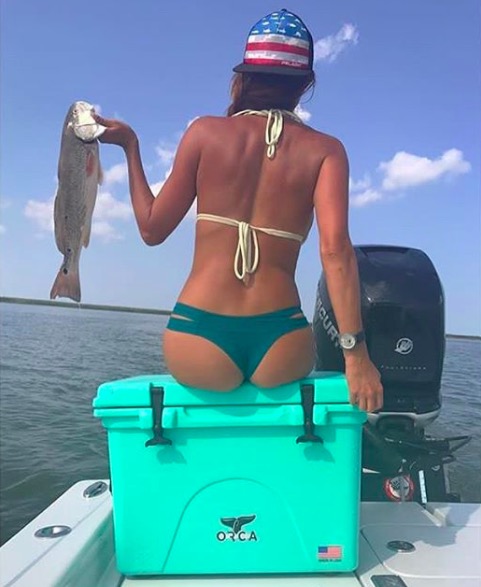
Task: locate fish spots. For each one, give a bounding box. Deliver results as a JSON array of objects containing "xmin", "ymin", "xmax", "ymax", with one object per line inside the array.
[{"xmin": 62, "ymin": 249, "xmax": 72, "ymax": 274}]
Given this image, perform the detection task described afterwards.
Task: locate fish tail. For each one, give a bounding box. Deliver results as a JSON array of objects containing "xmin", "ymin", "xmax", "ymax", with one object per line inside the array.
[{"xmin": 50, "ymin": 268, "xmax": 81, "ymax": 302}]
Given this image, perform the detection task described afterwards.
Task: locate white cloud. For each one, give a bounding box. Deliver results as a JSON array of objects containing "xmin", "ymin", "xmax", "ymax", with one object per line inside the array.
[
  {"xmin": 348, "ymin": 148, "xmax": 471, "ymax": 208},
  {"xmin": 314, "ymin": 23, "xmax": 359, "ymax": 63},
  {"xmin": 155, "ymin": 116, "xmax": 201, "ymax": 167},
  {"xmin": 294, "ymin": 104, "xmax": 312, "ymax": 122},
  {"xmin": 350, "ymin": 189, "xmax": 383, "ymax": 208},
  {"xmin": 149, "ymin": 181, "xmax": 165, "ymax": 195},
  {"xmin": 94, "ymin": 191, "xmax": 132, "ymax": 221},
  {"xmin": 349, "ymin": 174, "xmax": 371, "ymax": 192},
  {"xmin": 91, "ymin": 221, "xmax": 123, "ymax": 242},
  {"xmin": 1, "ymin": 198, "xmax": 11, "ymax": 235},
  {"xmin": 24, "ymin": 197, "xmax": 54, "ymax": 232},
  {"xmin": 103, "ymin": 163, "xmax": 128, "ymax": 186},
  {"xmin": 91, "ymin": 190, "xmax": 131, "ymax": 242},
  {"xmin": 149, "ymin": 164, "xmax": 173, "ymax": 197},
  {"xmin": 156, "ymin": 144, "xmax": 176, "ymax": 166},
  {"xmin": 379, "ymin": 149, "xmax": 471, "ymax": 191}
]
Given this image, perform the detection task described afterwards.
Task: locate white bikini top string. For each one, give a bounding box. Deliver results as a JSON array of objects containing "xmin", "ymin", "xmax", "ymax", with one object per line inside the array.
[
  {"xmin": 196, "ymin": 214, "xmax": 303, "ymax": 280},
  {"xmin": 233, "ymin": 109, "xmax": 303, "ymax": 159}
]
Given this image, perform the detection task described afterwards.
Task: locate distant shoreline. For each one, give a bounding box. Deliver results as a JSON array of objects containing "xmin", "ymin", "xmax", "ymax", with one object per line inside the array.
[
  {"xmin": 1, "ymin": 296, "xmax": 480, "ymax": 340},
  {"xmin": 0, "ymin": 296, "xmax": 170, "ymax": 317}
]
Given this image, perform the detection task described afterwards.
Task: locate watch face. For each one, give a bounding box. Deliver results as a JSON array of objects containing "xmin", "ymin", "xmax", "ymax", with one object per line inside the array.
[{"xmin": 340, "ymin": 333, "xmax": 356, "ymax": 349}]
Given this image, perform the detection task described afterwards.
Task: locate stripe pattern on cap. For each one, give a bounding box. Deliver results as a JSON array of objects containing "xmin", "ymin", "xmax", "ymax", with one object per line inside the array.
[{"xmin": 243, "ymin": 11, "xmax": 311, "ymax": 70}]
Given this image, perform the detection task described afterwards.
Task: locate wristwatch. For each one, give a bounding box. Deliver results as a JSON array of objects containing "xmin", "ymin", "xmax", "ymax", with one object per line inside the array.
[{"xmin": 338, "ymin": 330, "xmax": 365, "ymax": 350}]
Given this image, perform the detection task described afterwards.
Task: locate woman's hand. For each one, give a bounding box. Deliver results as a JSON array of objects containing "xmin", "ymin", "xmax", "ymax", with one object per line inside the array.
[
  {"xmin": 93, "ymin": 114, "xmax": 138, "ymax": 150},
  {"xmin": 344, "ymin": 352, "xmax": 383, "ymax": 413}
]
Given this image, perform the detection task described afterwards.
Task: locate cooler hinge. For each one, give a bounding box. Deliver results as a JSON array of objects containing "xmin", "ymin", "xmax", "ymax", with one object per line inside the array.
[
  {"xmin": 145, "ymin": 384, "xmax": 173, "ymax": 447},
  {"xmin": 296, "ymin": 383, "xmax": 323, "ymax": 444}
]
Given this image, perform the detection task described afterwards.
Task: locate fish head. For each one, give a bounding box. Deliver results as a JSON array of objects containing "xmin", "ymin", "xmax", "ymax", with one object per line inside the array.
[
  {"xmin": 63, "ymin": 101, "xmax": 91, "ymax": 129},
  {"xmin": 65, "ymin": 101, "xmax": 106, "ymax": 142}
]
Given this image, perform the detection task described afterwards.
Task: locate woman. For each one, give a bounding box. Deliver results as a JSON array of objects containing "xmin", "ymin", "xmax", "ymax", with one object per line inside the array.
[{"xmin": 96, "ymin": 9, "xmax": 383, "ymax": 412}]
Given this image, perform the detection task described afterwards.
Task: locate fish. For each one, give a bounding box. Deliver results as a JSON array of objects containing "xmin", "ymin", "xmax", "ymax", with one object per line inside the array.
[{"xmin": 50, "ymin": 101, "xmax": 106, "ymax": 302}]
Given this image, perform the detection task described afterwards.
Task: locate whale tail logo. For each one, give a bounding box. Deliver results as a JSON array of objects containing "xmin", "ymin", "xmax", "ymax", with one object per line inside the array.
[{"xmin": 220, "ymin": 515, "xmax": 256, "ymax": 534}]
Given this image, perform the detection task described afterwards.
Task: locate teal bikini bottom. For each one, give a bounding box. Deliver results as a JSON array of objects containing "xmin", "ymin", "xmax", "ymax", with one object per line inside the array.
[{"xmin": 166, "ymin": 302, "xmax": 310, "ymax": 379}]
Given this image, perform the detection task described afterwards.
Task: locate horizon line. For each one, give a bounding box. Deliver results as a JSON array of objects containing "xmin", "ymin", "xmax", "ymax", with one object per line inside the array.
[{"xmin": 1, "ymin": 296, "xmax": 480, "ymax": 340}]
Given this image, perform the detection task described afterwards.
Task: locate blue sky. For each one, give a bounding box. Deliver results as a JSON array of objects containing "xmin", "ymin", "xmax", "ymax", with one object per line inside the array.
[{"xmin": 1, "ymin": 0, "xmax": 480, "ymax": 335}]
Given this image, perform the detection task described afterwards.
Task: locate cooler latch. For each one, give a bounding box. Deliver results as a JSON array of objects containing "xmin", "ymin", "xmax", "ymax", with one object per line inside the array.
[
  {"xmin": 145, "ymin": 385, "xmax": 173, "ymax": 447},
  {"xmin": 296, "ymin": 384, "xmax": 323, "ymax": 444}
]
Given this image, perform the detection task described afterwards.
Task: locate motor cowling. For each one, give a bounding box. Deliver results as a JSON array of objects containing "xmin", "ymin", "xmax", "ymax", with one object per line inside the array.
[{"xmin": 313, "ymin": 245, "xmax": 445, "ymax": 426}]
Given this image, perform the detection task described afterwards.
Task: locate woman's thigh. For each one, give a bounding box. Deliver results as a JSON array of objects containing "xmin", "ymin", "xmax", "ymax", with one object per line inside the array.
[
  {"xmin": 250, "ymin": 327, "xmax": 315, "ymax": 388},
  {"xmin": 163, "ymin": 329, "xmax": 244, "ymax": 391}
]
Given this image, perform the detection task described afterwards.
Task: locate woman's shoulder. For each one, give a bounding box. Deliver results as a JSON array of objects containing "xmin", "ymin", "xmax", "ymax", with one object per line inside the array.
[
  {"xmin": 187, "ymin": 115, "xmax": 231, "ymax": 128},
  {"xmin": 181, "ymin": 115, "xmax": 257, "ymax": 150},
  {"xmin": 297, "ymin": 122, "xmax": 342, "ymax": 144},
  {"xmin": 181, "ymin": 115, "xmax": 234, "ymax": 140},
  {"xmin": 293, "ymin": 123, "xmax": 347, "ymax": 158}
]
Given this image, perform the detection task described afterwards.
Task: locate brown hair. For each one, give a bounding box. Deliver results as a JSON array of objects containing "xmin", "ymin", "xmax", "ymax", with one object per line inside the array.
[{"xmin": 227, "ymin": 72, "xmax": 315, "ymax": 116}]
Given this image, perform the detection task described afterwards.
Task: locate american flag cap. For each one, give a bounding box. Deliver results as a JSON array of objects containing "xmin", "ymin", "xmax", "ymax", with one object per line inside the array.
[{"xmin": 233, "ymin": 9, "xmax": 314, "ymax": 76}]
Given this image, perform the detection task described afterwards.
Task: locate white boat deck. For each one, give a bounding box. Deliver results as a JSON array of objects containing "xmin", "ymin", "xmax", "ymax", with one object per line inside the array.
[{"xmin": 1, "ymin": 481, "xmax": 480, "ymax": 587}]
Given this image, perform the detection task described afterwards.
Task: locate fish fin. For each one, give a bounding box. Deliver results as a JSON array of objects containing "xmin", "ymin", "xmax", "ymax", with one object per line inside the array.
[
  {"xmin": 81, "ymin": 224, "xmax": 91, "ymax": 248},
  {"xmin": 53, "ymin": 191, "xmax": 67, "ymax": 254},
  {"xmin": 81, "ymin": 159, "xmax": 100, "ymax": 248},
  {"xmin": 50, "ymin": 268, "xmax": 81, "ymax": 302},
  {"xmin": 86, "ymin": 151, "xmax": 96, "ymax": 176}
]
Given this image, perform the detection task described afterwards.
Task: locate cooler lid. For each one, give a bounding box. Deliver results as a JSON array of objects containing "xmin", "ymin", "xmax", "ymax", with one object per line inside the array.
[{"xmin": 92, "ymin": 372, "xmax": 350, "ymax": 409}]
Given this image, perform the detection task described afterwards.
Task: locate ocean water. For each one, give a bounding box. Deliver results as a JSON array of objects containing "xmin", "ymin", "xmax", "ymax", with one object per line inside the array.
[{"xmin": 0, "ymin": 302, "xmax": 480, "ymax": 545}]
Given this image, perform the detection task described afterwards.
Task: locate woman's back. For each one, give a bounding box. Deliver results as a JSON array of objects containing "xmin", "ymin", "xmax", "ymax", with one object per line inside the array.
[{"xmin": 181, "ymin": 112, "xmax": 335, "ymax": 314}]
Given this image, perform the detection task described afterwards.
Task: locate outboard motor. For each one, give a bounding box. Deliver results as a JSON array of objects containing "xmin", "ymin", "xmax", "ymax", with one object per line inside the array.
[
  {"xmin": 313, "ymin": 245, "xmax": 470, "ymax": 503},
  {"xmin": 314, "ymin": 245, "xmax": 445, "ymax": 427}
]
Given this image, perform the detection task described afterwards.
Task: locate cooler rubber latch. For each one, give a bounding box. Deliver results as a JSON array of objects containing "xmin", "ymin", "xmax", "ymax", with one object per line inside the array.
[
  {"xmin": 296, "ymin": 384, "xmax": 323, "ymax": 444},
  {"xmin": 145, "ymin": 385, "xmax": 173, "ymax": 447}
]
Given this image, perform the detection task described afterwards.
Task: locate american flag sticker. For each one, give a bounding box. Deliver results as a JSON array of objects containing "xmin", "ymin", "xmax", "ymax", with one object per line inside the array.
[{"xmin": 317, "ymin": 545, "xmax": 343, "ymax": 561}]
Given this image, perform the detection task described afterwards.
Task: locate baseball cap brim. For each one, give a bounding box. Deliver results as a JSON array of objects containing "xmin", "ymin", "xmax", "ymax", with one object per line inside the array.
[{"xmin": 233, "ymin": 62, "xmax": 313, "ymax": 76}]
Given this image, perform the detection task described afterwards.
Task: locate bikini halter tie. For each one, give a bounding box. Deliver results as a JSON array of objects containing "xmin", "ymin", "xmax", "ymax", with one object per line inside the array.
[
  {"xmin": 196, "ymin": 214, "xmax": 304, "ymax": 280},
  {"xmin": 233, "ymin": 109, "xmax": 303, "ymax": 159}
]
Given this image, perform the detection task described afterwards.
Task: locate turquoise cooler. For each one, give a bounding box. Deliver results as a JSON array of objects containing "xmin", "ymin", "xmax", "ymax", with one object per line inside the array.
[{"xmin": 93, "ymin": 373, "xmax": 366, "ymax": 576}]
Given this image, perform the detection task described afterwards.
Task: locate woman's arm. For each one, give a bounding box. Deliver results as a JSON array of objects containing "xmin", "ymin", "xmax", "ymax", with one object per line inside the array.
[
  {"xmin": 95, "ymin": 114, "xmax": 202, "ymax": 245},
  {"xmin": 314, "ymin": 138, "xmax": 383, "ymax": 412}
]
